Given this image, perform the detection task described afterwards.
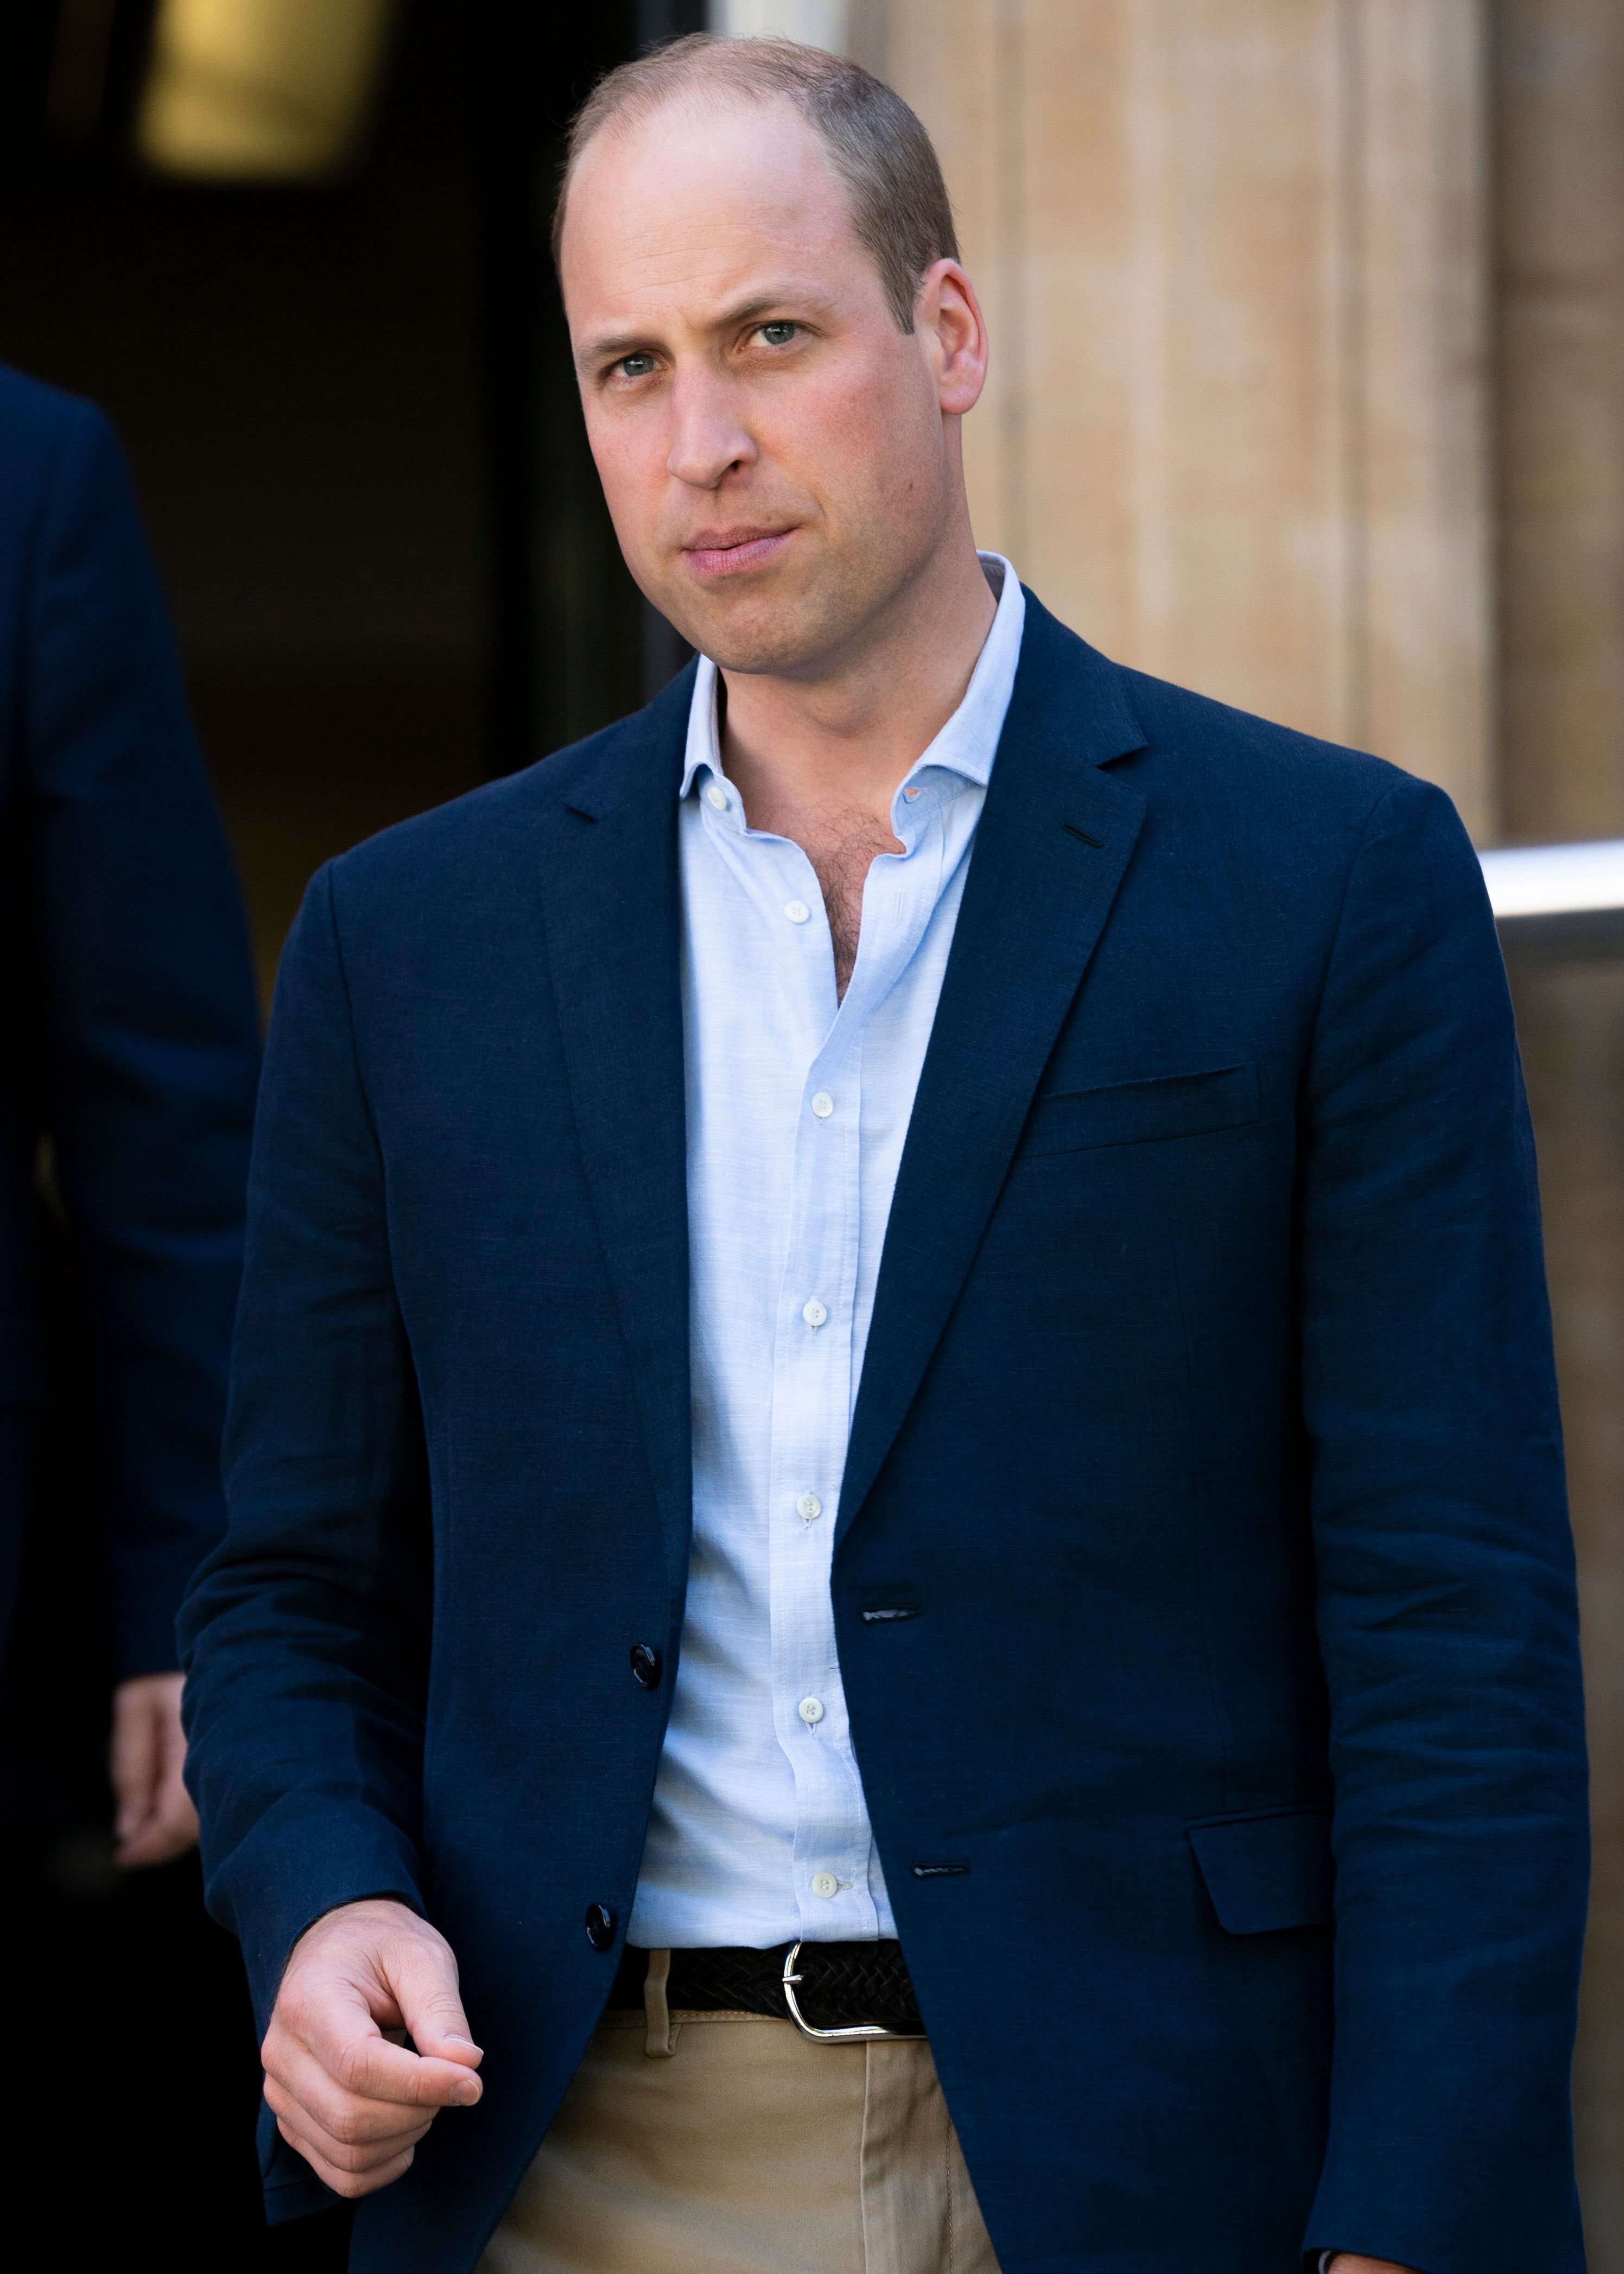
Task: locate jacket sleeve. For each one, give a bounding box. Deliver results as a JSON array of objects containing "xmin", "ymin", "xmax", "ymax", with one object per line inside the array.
[
  {"xmin": 1297, "ymin": 775, "xmax": 1588, "ymax": 2273},
  {"xmin": 24, "ymin": 399, "xmax": 261, "ymax": 1677},
  {"xmin": 178, "ymin": 864, "xmax": 431, "ymax": 2033}
]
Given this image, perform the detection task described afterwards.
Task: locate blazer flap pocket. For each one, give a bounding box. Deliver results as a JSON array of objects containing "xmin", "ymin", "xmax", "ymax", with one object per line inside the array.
[
  {"xmin": 1187, "ymin": 1805, "xmax": 1334, "ymax": 1934},
  {"xmin": 1020, "ymin": 1062, "xmax": 1259, "ymax": 1156}
]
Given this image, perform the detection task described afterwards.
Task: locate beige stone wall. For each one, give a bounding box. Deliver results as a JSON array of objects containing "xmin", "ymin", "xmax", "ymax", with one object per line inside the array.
[
  {"xmin": 1495, "ymin": 9, "xmax": 1624, "ymax": 2265},
  {"xmin": 1513, "ymin": 958, "xmax": 1624, "ymax": 2271},
  {"xmin": 867, "ymin": 1, "xmax": 1497, "ymax": 838},
  {"xmin": 1498, "ymin": 0, "xmax": 1624, "ymax": 847}
]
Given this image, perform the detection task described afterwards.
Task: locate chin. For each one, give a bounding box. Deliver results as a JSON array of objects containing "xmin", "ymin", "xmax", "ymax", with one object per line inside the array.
[
  {"xmin": 704, "ymin": 627, "xmax": 827, "ymax": 675},
  {"xmin": 651, "ymin": 597, "xmax": 803, "ymax": 676},
  {"xmin": 667, "ymin": 577, "xmax": 865, "ymax": 679}
]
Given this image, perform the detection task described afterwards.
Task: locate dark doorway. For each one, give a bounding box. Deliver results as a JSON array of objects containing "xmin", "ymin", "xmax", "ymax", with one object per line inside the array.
[{"xmin": 0, "ymin": 3, "xmax": 693, "ymax": 2262}]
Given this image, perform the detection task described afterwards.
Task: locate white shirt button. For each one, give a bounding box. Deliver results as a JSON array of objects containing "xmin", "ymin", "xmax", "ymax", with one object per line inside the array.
[
  {"xmin": 810, "ymin": 1091, "xmax": 834, "ymax": 1119},
  {"xmin": 705, "ymin": 784, "xmax": 727, "ymax": 811},
  {"xmin": 796, "ymin": 1492, "xmax": 822, "ymax": 1521},
  {"xmin": 798, "ymin": 1696, "xmax": 825, "ymax": 1726},
  {"xmin": 801, "ymin": 1297, "xmax": 828, "ymax": 1329},
  {"xmin": 784, "ymin": 899, "xmax": 810, "ymax": 924},
  {"xmin": 811, "ymin": 1871, "xmax": 840, "ymax": 1898}
]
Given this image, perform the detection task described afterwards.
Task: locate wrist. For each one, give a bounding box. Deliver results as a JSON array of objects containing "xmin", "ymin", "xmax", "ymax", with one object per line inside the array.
[{"xmin": 293, "ymin": 1892, "xmax": 424, "ymax": 1942}]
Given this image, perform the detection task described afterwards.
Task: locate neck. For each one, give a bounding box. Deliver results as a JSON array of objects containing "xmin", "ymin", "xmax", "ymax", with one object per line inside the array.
[{"xmin": 716, "ymin": 524, "xmax": 998, "ymax": 829}]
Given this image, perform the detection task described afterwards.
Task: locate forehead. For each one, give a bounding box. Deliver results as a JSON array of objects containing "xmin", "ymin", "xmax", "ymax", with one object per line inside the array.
[{"xmin": 561, "ymin": 92, "xmax": 867, "ymax": 325}]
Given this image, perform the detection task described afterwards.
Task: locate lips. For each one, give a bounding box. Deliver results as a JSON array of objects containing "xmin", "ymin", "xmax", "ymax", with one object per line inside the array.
[{"xmin": 681, "ymin": 528, "xmax": 796, "ymax": 579}]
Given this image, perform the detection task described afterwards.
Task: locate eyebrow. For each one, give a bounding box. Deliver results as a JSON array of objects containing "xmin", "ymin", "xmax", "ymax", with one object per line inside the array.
[
  {"xmin": 576, "ymin": 332, "xmax": 659, "ymax": 371},
  {"xmin": 575, "ymin": 287, "xmax": 835, "ymax": 371}
]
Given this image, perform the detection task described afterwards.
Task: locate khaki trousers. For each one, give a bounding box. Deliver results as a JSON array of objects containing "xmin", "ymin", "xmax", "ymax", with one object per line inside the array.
[{"xmin": 480, "ymin": 1965, "xmax": 1002, "ymax": 2274}]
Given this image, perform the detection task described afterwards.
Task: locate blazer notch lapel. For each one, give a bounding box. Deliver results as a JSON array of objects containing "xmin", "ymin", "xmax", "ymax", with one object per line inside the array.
[
  {"xmin": 836, "ymin": 642, "xmax": 1149, "ymax": 1547},
  {"xmin": 537, "ymin": 703, "xmax": 693, "ymax": 1593}
]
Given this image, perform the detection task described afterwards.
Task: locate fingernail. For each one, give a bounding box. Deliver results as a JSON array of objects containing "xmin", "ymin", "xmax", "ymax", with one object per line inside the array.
[{"xmin": 454, "ymin": 2080, "xmax": 480, "ymax": 2104}]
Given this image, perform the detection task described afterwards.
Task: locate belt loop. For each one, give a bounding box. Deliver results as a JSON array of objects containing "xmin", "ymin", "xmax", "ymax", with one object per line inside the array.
[{"xmin": 643, "ymin": 1949, "xmax": 675, "ymax": 2057}]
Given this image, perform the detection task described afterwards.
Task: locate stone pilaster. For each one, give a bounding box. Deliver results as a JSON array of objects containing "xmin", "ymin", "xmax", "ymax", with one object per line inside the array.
[{"xmin": 879, "ymin": 1, "xmax": 1496, "ymax": 836}]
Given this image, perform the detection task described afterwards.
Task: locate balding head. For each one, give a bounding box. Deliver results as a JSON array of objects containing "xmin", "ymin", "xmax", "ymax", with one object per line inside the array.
[
  {"xmin": 554, "ymin": 34, "xmax": 958, "ymax": 334},
  {"xmin": 556, "ymin": 38, "xmax": 989, "ymax": 679}
]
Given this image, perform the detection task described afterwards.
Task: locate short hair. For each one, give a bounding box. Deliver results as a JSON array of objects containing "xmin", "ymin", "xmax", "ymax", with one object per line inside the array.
[{"xmin": 553, "ymin": 34, "xmax": 959, "ymax": 334}]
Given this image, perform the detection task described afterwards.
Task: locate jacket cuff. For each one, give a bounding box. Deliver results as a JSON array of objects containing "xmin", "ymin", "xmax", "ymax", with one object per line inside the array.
[{"xmin": 199, "ymin": 1798, "xmax": 427, "ymax": 2032}]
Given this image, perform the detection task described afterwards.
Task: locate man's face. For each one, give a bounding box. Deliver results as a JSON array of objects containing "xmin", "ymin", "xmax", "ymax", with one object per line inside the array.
[{"xmin": 560, "ymin": 94, "xmax": 981, "ymax": 676}]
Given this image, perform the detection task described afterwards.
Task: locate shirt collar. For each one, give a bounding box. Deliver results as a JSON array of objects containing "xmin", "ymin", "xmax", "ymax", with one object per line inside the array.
[{"xmin": 678, "ymin": 552, "xmax": 1025, "ymax": 808}]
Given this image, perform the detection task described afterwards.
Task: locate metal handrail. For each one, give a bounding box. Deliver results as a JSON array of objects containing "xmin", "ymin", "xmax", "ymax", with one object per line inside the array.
[{"xmin": 1479, "ymin": 840, "xmax": 1624, "ymax": 960}]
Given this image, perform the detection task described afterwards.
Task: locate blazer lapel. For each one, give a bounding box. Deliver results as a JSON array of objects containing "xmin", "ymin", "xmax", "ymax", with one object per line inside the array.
[
  {"xmin": 535, "ymin": 670, "xmax": 696, "ymax": 1599},
  {"xmin": 836, "ymin": 600, "xmax": 1149, "ymax": 1545}
]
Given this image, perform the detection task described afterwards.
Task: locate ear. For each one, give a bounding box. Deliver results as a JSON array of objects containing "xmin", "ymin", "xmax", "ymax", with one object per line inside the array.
[{"xmin": 917, "ymin": 259, "xmax": 989, "ymax": 420}]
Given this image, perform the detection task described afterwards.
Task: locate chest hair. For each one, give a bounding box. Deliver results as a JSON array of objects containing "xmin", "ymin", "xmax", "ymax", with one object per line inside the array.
[{"xmin": 795, "ymin": 806, "xmax": 904, "ymax": 999}]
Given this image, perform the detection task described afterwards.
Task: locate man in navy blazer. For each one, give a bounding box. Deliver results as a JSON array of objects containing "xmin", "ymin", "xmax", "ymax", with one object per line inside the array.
[
  {"xmin": 0, "ymin": 363, "xmax": 259, "ymax": 1863},
  {"xmin": 180, "ymin": 35, "xmax": 1588, "ymax": 2274}
]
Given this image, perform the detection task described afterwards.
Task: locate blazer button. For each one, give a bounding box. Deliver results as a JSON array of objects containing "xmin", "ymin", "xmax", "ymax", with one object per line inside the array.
[
  {"xmin": 629, "ymin": 1642, "xmax": 662, "ymax": 1689},
  {"xmin": 584, "ymin": 1903, "xmax": 616, "ymax": 1952}
]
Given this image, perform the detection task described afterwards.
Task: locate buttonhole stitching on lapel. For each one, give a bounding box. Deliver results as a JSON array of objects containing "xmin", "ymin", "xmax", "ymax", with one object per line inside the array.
[
  {"xmin": 912, "ymin": 1863, "xmax": 970, "ymax": 1878},
  {"xmin": 1063, "ymin": 822, "xmax": 1104, "ymax": 848},
  {"xmin": 860, "ymin": 1607, "xmax": 921, "ymax": 1622}
]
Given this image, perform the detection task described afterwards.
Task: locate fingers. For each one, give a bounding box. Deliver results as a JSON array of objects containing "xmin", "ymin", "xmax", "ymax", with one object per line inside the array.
[
  {"xmin": 264, "ymin": 2020, "xmax": 454, "ymax": 2193},
  {"xmin": 116, "ymin": 1784, "xmax": 199, "ymax": 1868},
  {"xmin": 264, "ymin": 1899, "xmax": 484, "ymax": 2197},
  {"xmin": 109, "ymin": 1675, "xmax": 163, "ymax": 1852},
  {"xmin": 264, "ymin": 2057, "xmax": 435, "ymax": 2190},
  {"xmin": 299, "ymin": 2006, "xmax": 483, "ymax": 2113},
  {"xmin": 119, "ymin": 1735, "xmax": 198, "ymax": 1866},
  {"xmin": 269, "ymin": 2093, "xmax": 423, "ymax": 2200},
  {"xmin": 289, "ymin": 1937, "xmax": 482, "ymax": 2106},
  {"xmin": 111, "ymin": 1672, "xmax": 199, "ymax": 1867},
  {"xmin": 111, "ymin": 1673, "xmax": 196, "ymax": 1865},
  {"xmin": 269, "ymin": 2035, "xmax": 448, "ymax": 2148}
]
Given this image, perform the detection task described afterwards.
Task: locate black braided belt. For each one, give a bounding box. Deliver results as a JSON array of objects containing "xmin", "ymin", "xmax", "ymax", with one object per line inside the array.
[{"xmin": 610, "ymin": 1939, "xmax": 925, "ymax": 2039}]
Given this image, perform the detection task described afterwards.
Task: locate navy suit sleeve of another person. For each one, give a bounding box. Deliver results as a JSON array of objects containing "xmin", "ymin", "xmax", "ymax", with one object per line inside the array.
[{"xmin": 0, "ymin": 365, "xmax": 261, "ymax": 1675}]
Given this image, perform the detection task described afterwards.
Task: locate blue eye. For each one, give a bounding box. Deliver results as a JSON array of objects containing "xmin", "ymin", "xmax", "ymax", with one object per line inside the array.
[
  {"xmin": 617, "ymin": 353, "xmax": 657, "ymax": 379},
  {"xmin": 759, "ymin": 322, "xmax": 796, "ymax": 346}
]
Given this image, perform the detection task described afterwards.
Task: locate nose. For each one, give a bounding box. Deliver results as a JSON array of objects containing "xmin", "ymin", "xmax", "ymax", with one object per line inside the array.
[{"xmin": 665, "ymin": 369, "xmax": 756, "ymax": 491}]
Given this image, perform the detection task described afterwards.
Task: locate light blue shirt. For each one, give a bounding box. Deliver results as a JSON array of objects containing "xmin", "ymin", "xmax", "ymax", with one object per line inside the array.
[{"xmin": 627, "ymin": 555, "xmax": 1026, "ymax": 1949}]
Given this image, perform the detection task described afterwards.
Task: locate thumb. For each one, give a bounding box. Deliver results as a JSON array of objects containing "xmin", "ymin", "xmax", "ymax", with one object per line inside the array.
[{"xmin": 384, "ymin": 1934, "xmax": 483, "ymax": 2072}]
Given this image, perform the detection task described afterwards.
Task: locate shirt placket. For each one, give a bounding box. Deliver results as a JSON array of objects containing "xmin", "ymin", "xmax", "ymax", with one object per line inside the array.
[
  {"xmin": 753, "ymin": 815, "xmax": 863, "ymax": 1934},
  {"xmin": 763, "ymin": 791, "xmax": 950, "ymax": 1937}
]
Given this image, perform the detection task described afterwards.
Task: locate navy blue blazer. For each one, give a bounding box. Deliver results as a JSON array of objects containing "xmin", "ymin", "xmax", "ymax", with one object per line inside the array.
[
  {"xmin": 0, "ymin": 365, "xmax": 260, "ymax": 1675},
  {"xmin": 181, "ymin": 593, "xmax": 1588, "ymax": 2274}
]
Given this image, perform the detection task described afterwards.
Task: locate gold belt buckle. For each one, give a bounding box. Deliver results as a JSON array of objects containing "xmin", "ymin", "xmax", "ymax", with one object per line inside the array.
[{"xmin": 779, "ymin": 1941, "xmax": 925, "ymax": 2042}]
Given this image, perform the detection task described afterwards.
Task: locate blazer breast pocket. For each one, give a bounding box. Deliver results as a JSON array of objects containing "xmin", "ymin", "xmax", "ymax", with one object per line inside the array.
[{"xmin": 1017, "ymin": 1061, "xmax": 1261, "ymax": 1158}]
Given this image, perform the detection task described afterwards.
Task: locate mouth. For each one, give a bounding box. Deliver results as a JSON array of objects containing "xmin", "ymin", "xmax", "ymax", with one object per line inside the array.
[{"xmin": 680, "ymin": 527, "xmax": 796, "ymax": 580}]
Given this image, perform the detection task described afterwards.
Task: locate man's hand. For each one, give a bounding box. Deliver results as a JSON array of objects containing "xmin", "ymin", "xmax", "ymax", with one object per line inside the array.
[
  {"xmin": 111, "ymin": 1671, "xmax": 199, "ymax": 1867},
  {"xmin": 262, "ymin": 1898, "xmax": 484, "ymax": 2198}
]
